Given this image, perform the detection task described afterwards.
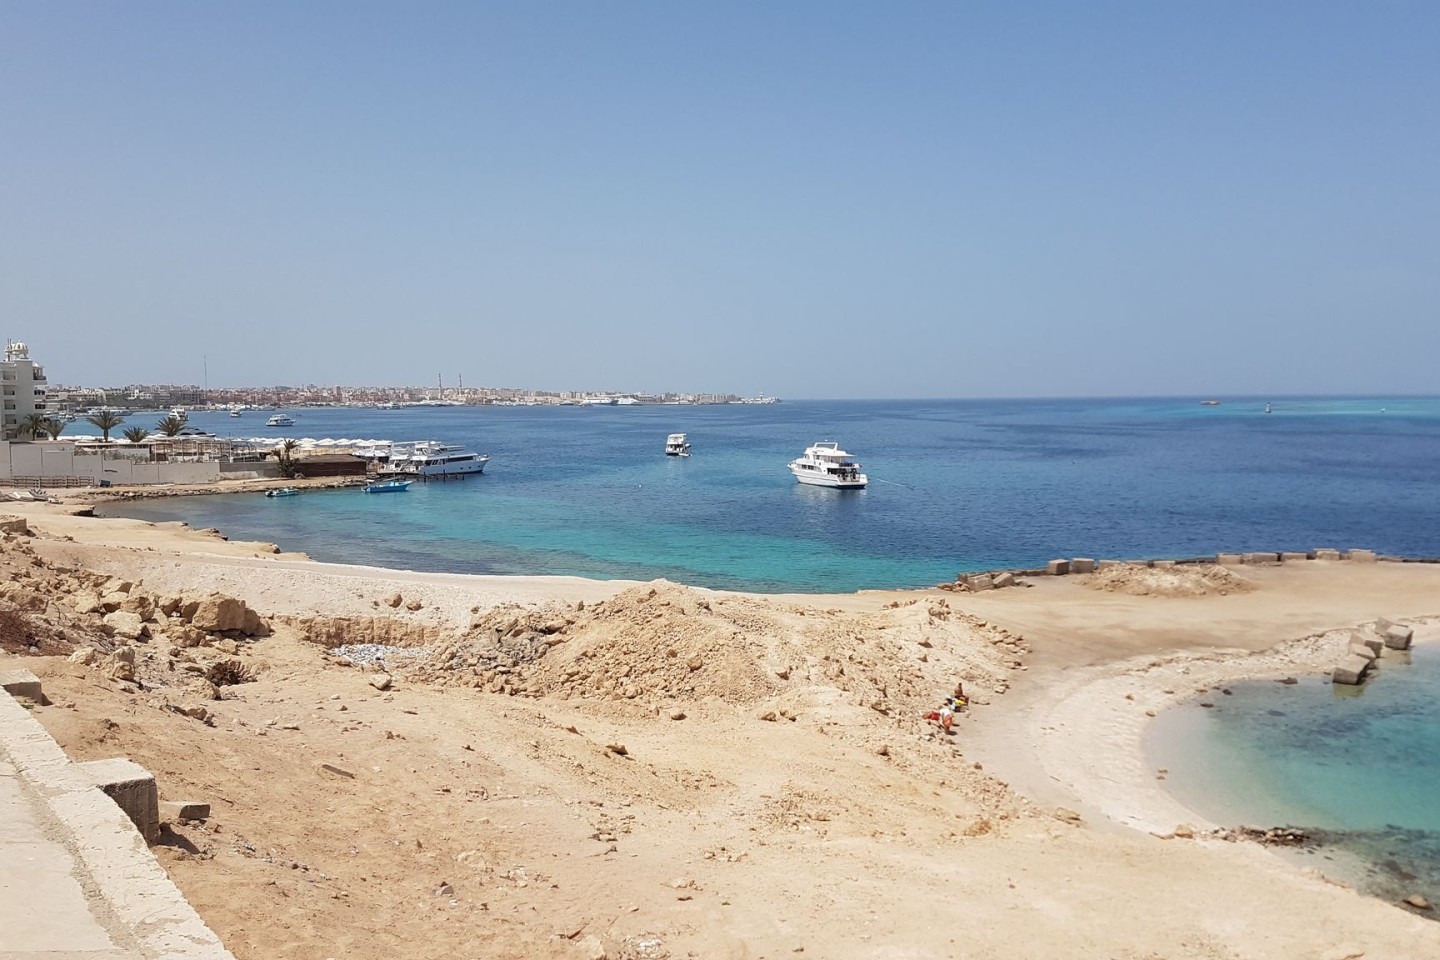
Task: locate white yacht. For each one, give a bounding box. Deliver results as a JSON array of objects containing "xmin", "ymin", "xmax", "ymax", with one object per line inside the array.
[
  {"xmin": 397, "ymin": 440, "xmax": 490, "ymax": 477},
  {"xmin": 788, "ymin": 441, "xmax": 867, "ymax": 489},
  {"xmin": 266, "ymin": 413, "xmax": 297, "ymax": 427},
  {"xmin": 665, "ymin": 433, "xmax": 691, "ymax": 457}
]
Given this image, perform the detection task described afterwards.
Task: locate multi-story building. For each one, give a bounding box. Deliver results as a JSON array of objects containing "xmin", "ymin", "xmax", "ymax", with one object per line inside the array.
[{"xmin": 1, "ymin": 340, "xmax": 47, "ymax": 439}]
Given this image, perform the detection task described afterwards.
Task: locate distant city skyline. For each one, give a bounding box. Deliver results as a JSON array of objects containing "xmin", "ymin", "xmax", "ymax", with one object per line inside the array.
[{"xmin": 3, "ymin": 3, "xmax": 1438, "ymax": 398}]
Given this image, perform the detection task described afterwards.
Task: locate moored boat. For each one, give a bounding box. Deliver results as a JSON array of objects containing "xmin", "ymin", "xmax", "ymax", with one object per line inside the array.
[
  {"xmin": 363, "ymin": 479, "xmax": 413, "ymax": 494},
  {"xmin": 788, "ymin": 441, "xmax": 867, "ymax": 489},
  {"xmin": 395, "ymin": 440, "xmax": 489, "ymax": 477},
  {"xmin": 265, "ymin": 487, "xmax": 299, "ymax": 498},
  {"xmin": 665, "ymin": 433, "xmax": 691, "ymax": 457}
]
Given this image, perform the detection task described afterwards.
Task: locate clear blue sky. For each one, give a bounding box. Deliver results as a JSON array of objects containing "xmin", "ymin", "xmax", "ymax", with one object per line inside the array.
[{"xmin": 3, "ymin": 2, "xmax": 1437, "ymax": 398}]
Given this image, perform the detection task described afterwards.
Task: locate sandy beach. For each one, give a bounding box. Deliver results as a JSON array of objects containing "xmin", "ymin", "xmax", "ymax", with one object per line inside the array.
[{"xmin": 3, "ymin": 496, "xmax": 1439, "ymax": 959}]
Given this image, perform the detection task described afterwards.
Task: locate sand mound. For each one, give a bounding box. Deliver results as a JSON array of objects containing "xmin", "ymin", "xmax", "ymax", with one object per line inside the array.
[
  {"xmin": 402, "ymin": 581, "xmax": 1029, "ymax": 712},
  {"xmin": 1087, "ymin": 563, "xmax": 1255, "ymax": 597}
]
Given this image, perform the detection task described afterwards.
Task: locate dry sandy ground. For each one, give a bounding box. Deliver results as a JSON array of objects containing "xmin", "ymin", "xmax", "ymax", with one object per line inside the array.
[{"xmin": 4, "ymin": 500, "xmax": 1440, "ymax": 959}]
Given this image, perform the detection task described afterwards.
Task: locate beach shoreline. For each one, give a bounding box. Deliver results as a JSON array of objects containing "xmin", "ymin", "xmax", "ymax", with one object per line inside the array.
[{"xmin": 4, "ymin": 498, "xmax": 1440, "ymax": 956}]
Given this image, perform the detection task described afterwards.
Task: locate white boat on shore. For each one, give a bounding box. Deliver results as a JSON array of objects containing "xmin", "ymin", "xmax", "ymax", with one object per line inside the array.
[
  {"xmin": 396, "ymin": 441, "xmax": 489, "ymax": 477},
  {"xmin": 665, "ymin": 433, "xmax": 691, "ymax": 457},
  {"xmin": 789, "ymin": 441, "xmax": 867, "ymax": 489}
]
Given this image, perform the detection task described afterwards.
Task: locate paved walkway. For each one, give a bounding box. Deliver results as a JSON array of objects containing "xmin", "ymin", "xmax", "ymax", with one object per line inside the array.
[{"xmin": 0, "ymin": 687, "xmax": 233, "ymax": 960}]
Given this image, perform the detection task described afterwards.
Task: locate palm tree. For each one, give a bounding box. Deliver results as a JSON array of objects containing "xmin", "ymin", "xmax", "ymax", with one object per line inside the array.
[
  {"xmin": 40, "ymin": 418, "xmax": 66, "ymax": 440},
  {"xmin": 276, "ymin": 438, "xmax": 302, "ymax": 479},
  {"xmin": 156, "ymin": 413, "xmax": 188, "ymax": 437},
  {"xmin": 86, "ymin": 410, "xmax": 125, "ymax": 442},
  {"xmin": 122, "ymin": 426, "xmax": 150, "ymax": 444},
  {"xmin": 21, "ymin": 413, "xmax": 48, "ymax": 440}
]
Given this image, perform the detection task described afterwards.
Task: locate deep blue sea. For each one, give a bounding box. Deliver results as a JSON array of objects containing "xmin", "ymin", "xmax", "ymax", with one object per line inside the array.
[
  {"xmin": 100, "ymin": 395, "xmax": 1440, "ymax": 905},
  {"xmin": 100, "ymin": 396, "xmax": 1440, "ymax": 592}
]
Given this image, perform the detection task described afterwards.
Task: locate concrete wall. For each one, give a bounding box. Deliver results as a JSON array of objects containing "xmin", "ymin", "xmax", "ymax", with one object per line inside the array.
[{"xmin": 0, "ymin": 442, "xmax": 221, "ymax": 485}]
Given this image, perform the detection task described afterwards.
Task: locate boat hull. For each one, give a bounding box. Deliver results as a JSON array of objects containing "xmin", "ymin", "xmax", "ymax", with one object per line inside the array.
[
  {"xmin": 413, "ymin": 456, "xmax": 488, "ymax": 477},
  {"xmin": 790, "ymin": 466, "xmax": 867, "ymax": 489}
]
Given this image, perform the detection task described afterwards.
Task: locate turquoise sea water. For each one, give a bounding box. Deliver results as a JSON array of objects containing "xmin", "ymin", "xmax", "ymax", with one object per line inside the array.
[
  {"xmin": 101, "ymin": 396, "xmax": 1440, "ymax": 593},
  {"xmin": 1148, "ymin": 647, "xmax": 1440, "ymax": 909}
]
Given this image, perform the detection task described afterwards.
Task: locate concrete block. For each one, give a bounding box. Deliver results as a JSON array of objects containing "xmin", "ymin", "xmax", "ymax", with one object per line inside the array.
[
  {"xmin": 1332, "ymin": 655, "xmax": 1372, "ymax": 686},
  {"xmin": 1046, "ymin": 559, "xmax": 1070, "ymax": 576},
  {"xmin": 1376, "ymin": 615, "xmax": 1404, "ymax": 634},
  {"xmin": 0, "ymin": 514, "xmax": 29, "ymax": 536},
  {"xmin": 968, "ymin": 574, "xmax": 994, "ymax": 591},
  {"xmin": 1313, "ymin": 548, "xmax": 1341, "ymax": 561},
  {"xmin": 992, "ymin": 571, "xmax": 1016, "ymax": 588},
  {"xmin": 1351, "ymin": 631, "xmax": 1384, "ymax": 657},
  {"xmin": 1245, "ymin": 552, "xmax": 1279, "ymax": 564},
  {"xmin": 1348, "ymin": 640, "xmax": 1377, "ymax": 662},
  {"xmin": 1070, "ymin": 558, "xmax": 1097, "ymax": 574},
  {"xmin": 0, "ymin": 669, "xmax": 43, "ymax": 704},
  {"xmin": 79, "ymin": 758, "xmax": 159, "ymax": 843},
  {"xmin": 1216, "ymin": 553, "xmax": 1244, "ymax": 565},
  {"xmin": 1280, "ymin": 552, "xmax": 1309, "ymax": 562},
  {"xmin": 161, "ymin": 800, "xmax": 211, "ymax": 821},
  {"xmin": 1347, "ymin": 549, "xmax": 1377, "ymax": 562},
  {"xmin": 1151, "ymin": 560, "xmax": 1176, "ymax": 568},
  {"xmin": 1383, "ymin": 625, "xmax": 1414, "ymax": 650}
]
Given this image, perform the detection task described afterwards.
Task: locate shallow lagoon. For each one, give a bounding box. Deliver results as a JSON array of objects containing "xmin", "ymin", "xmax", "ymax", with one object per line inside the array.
[{"xmin": 1148, "ymin": 644, "xmax": 1440, "ymax": 909}]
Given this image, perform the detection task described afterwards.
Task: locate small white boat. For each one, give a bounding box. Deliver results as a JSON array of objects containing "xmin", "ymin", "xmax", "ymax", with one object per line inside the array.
[
  {"xmin": 266, "ymin": 413, "xmax": 297, "ymax": 427},
  {"xmin": 665, "ymin": 433, "xmax": 691, "ymax": 457},
  {"xmin": 363, "ymin": 479, "xmax": 413, "ymax": 494},
  {"xmin": 789, "ymin": 441, "xmax": 867, "ymax": 489},
  {"xmin": 266, "ymin": 487, "xmax": 299, "ymax": 498},
  {"xmin": 230, "ymin": 409, "xmax": 243, "ymax": 417}
]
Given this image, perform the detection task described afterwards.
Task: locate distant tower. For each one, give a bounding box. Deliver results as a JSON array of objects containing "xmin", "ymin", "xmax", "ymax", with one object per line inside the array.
[{"xmin": 1, "ymin": 340, "xmax": 48, "ymax": 440}]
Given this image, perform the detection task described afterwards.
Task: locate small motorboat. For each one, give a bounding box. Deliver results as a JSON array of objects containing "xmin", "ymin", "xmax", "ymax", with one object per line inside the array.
[
  {"xmin": 363, "ymin": 479, "xmax": 413, "ymax": 494},
  {"xmin": 266, "ymin": 487, "xmax": 299, "ymax": 498}
]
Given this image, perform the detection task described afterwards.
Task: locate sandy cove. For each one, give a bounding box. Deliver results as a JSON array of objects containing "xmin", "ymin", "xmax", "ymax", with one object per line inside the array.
[{"xmin": 3, "ymin": 498, "xmax": 1439, "ymax": 959}]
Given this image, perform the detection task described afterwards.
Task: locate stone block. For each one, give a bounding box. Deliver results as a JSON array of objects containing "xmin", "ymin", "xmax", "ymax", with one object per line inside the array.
[
  {"xmin": 1281, "ymin": 552, "xmax": 1309, "ymax": 562},
  {"xmin": 1046, "ymin": 559, "xmax": 1070, "ymax": 576},
  {"xmin": 0, "ymin": 514, "xmax": 30, "ymax": 536},
  {"xmin": 1376, "ymin": 615, "xmax": 1405, "ymax": 634},
  {"xmin": 1313, "ymin": 548, "xmax": 1341, "ymax": 561},
  {"xmin": 1070, "ymin": 558, "xmax": 1097, "ymax": 574},
  {"xmin": 1245, "ymin": 552, "xmax": 1279, "ymax": 565},
  {"xmin": 969, "ymin": 574, "xmax": 994, "ymax": 591},
  {"xmin": 161, "ymin": 800, "xmax": 211, "ymax": 821},
  {"xmin": 992, "ymin": 571, "xmax": 1016, "ymax": 588},
  {"xmin": 1383, "ymin": 625, "xmax": 1414, "ymax": 650},
  {"xmin": 1351, "ymin": 631, "xmax": 1384, "ymax": 657},
  {"xmin": 1346, "ymin": 549, "xmax": 1377, "ymax": 562},
  {"xmin": 1216, "ymin": 553, "xmax": 1244, "ymax": 565},
  {"xmin": 0, "ymin": 669, "xmax": 43, "ymax": 703},
  {"xmin": 1348, "ymin": 640, "xmax": 1377, "ymax": 662},
  {"xmin": 79, "ymin": 757, "xmax": 159, "ymax": 843},
  {"xmin": 1332, "ymin": 655, "xmax": 1372, "ymax": 686},
  {"xmin": 1151, "ymin": 559, "xmax": 1175, "ymax": 568}
]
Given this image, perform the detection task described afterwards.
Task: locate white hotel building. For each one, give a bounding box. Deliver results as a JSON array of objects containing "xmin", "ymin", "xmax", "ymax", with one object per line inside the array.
[{"xmin": 2, "ymin": 340, "xmax": 48, "ymax": 439}]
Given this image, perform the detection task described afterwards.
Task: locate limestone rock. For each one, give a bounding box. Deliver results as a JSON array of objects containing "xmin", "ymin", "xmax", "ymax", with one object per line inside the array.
[
  {"xmin": 99, "ymin": 591, "xmax": 128, "ymax": 613},
  {"xmin": 190, "ymin": 594, "xmax": 247, "ymax": 632},
  {"xmin": 369, "ymin": 673, "xmax": 393, "ymax": 691},
  {"xmin": 103, "ymin": 611, "xmax": 149, "ymax": 641},
  {"xmin": 992, "ymin": 571, "xmax": 1016, "ymax": 588},
  {"xmin": 68, "ymin": 646, "xmax": 98, "ymax": 665},
  {"xmin": 120, "ymin": 593, "xmax": 156, "ymax": 621},
  {"xmin": 386, "ymin": 593, "xmax": 404, "ymax": 608},
  {"xmin": 1046, "ymin": 559, "xmax": 1070, "ymax": 576},
  {"xmin": 73, "ymin": 593, "xmax": 104, "ymax": 615}
]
